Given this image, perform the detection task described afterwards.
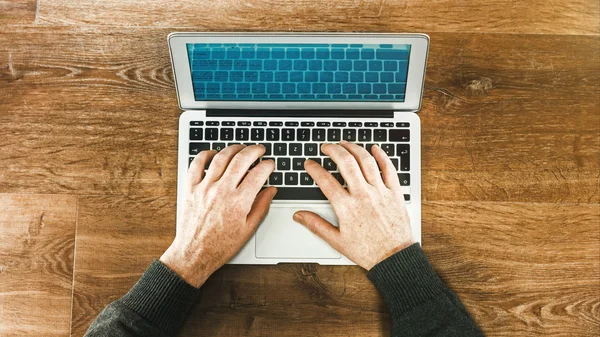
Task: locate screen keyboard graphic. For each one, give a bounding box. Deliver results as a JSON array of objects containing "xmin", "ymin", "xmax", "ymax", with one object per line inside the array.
[
  {"xmin": 188, "ymin": 120, "xmax": 412, "ymax": 202},
  {"xmin": 187, "ymin": 43, "xmax": 410, "ymax": 101}
]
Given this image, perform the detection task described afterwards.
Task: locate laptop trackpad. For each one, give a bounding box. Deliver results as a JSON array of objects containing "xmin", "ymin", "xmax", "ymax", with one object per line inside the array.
[{"xmin": 255, "ymin": 206, "xmax": 342, "ymax": 259}]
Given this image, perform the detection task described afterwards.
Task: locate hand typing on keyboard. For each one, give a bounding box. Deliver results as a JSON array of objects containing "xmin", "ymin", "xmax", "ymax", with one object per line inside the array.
[
  {"xmin": 293, "ymin": 140, "xmax": 413, "ymax": 270},
  {"xmin": 160, "ymin": 144, "xmax": 276, "ymax": 287}
]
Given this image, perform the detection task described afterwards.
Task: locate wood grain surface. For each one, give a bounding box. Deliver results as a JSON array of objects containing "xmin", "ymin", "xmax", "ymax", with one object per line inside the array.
[
  {"xmin": 0, "ymin": 0, "xmax": 36, "ymax": 24},
  {"xmin": 0, "ymin": 194, "xmax": 77, "ymax": 337},
  {"xmin": 0, "ymin": 0, "xmax": 599, "ymax": 336},
  {"xmin": 69, "ymin": 196, "xmax": 600, "ymax": 337},
  {"xmin": 36, "ymin": 0, "xmax": 600, "ymax": 35}
]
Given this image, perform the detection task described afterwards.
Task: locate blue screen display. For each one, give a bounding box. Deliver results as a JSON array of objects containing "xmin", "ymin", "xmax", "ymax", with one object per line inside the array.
[{"xmin": 187, "ymin": 43, "xmax": 410, "ymax": 102}]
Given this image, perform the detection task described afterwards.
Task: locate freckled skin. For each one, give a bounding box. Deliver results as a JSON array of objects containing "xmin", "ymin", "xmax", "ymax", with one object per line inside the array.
[{"xmin": 160, "ymin": 141, "xmax": 413, "ymax": 287}]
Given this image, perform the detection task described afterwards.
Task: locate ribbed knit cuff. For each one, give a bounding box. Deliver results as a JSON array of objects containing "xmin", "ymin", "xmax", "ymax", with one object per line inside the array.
[
  {"xmin": 119, "ymin": 260, "xmax": 201, "ymax": 336},
  {"xmin": 367, "ymin": 243, "xmax": 445, "ymax": 316}
]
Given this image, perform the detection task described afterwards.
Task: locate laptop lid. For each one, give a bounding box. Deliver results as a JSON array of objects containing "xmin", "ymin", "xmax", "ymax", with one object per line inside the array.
[{"xmin": 168, "ymin": 32, "xmax": 429, "ymax": 111}]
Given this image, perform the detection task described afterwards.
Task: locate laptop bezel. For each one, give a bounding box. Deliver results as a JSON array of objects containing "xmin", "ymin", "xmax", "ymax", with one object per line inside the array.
[{"xmin": 168, "ymin": 32, "xmax": 429, "ymax": 112}]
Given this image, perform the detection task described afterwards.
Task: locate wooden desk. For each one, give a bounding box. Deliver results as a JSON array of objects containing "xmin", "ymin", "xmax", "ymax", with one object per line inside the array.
[{"xmin": 1, "ymin": 1, "xmax": 598, "ymax": 336}]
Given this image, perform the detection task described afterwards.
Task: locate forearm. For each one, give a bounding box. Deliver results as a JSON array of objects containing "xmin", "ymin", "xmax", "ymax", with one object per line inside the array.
[
  {"xmin": 368, "ymin": 243, "xmax": 484, "ymax": 337},
  {"xmin": 84, "ymin": 260, "xmax": 200, "ymax": 337}
]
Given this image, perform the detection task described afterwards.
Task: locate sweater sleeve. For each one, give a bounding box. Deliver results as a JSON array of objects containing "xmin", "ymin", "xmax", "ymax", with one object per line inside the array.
[
  {"xmin": 367, "ymin": 243, "xmax": 484, "ymax": 337},
  {"xmin": 84, "ymin": 260, "xmax": 201, "ymax": 337}
]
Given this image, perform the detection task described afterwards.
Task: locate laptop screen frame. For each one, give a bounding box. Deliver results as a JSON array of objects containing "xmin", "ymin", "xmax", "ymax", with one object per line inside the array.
[{"xmin": 169, "ymin": 32, "xmax": 429, "ymax": 111}]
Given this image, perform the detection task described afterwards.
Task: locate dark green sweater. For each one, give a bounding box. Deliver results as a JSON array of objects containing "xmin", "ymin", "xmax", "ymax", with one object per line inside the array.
[{"xmin": 84, "ymin": 243, "xmax": 483, "ymax": 337}]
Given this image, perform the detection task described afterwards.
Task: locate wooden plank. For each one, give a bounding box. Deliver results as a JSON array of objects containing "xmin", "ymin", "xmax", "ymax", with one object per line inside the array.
[
  {"xmin": 70, "ymin": 195, "xmax": 599, "ymax": 336},
  {"xmin": 0, "ymin": 26, "xmax": 598, "ymax": 203},
  {"xmin": 0, "ymin": 193, "xmax": 77, "ymax": 337},
  {"xmin": 36, "ymin": 0, "xmax": 600, "ymax": 35},
  {"xmin": 0, "ymin": 0, "xmax": 37, "ymax": 25}
]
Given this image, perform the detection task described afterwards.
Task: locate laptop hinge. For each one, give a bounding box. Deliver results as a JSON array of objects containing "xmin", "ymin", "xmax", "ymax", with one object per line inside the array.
[{"xmin": 206, "ymin": 109, "xmax": 395, "ymax": 118}]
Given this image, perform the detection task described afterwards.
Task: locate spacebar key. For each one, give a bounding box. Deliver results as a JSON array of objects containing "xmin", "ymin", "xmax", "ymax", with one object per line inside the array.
[{"xmin": 273, "ymin": 187, "xmax": 328, "ymax": 200}]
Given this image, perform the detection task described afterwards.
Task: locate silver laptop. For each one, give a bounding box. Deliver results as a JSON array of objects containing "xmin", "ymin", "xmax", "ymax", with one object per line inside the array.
[{"xmin": 168, "ymin": 33, "xmax": 428, "ymax": 265}]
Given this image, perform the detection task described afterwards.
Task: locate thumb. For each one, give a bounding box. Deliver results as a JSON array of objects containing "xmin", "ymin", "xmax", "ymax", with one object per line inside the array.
[
  {"xmin": 246, "ymin": 186, "xmax": 277, "ymax": 228},
  {"xmin": 293, "ymin": 211, "xmax": 341, "ymax": 249}
]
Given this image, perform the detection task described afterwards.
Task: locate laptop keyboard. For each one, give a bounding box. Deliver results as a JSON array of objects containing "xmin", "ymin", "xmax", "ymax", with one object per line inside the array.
[
  {"xmin": 188, "ymin": 120, "xmax": 412, "ymax": 202},
  {"xmin": 187, "ymin": 43, "xmax": 410, "ymax": 101}
]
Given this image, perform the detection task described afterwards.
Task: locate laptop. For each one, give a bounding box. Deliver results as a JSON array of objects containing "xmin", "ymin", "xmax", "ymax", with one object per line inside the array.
[{"xmin": 168, "ymin": 33, "xmax": 428, "ymax": 265}]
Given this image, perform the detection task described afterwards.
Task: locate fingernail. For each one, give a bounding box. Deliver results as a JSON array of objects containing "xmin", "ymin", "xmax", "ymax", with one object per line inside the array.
[
  {"xmin": 372, "ymin": 144, "xmax": 379, "ymax": 149},
  {"xmin": 293, "ymin": 212, "xmax": 304, "ymax": 222}
]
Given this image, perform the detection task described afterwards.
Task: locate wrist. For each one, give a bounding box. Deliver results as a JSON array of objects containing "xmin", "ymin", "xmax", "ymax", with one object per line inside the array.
[{"xmin": 159, "ymin": 244, "xmax": 212, "ymax": 288}]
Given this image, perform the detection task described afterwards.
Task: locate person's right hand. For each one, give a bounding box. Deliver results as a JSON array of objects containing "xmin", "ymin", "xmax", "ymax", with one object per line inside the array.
[{"xmin": 293, "ymin": 140, "xmax": 413, "ymax": 270}]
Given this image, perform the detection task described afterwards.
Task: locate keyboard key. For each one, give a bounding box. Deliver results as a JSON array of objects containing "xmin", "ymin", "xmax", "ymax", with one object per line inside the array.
[
  {"xmin": 304, "ymin": 143, "xmax": 318, "ymax": 156},
  {"xmin": 404, "ymin": 194, "xmax": 410, "ymax": 202},
  {"xmin": 189, "ymin": 142, "xmax": 210, "ymax": 155},
  {"xmin": 205, "ymin": 128, "xmax": 218, "ymax": 140},
  {"xmin": 400, "ymin": 154, "xmax": 410, "ymax": 171},
  {"xmin": 235, "ymin": 128, "xmax": 249, "ymax": 141},
  {"xmin": 343, "ymin": 129, "xmax": 356, "ymax": 141},
  {"xmin": 365, "ymin": 122, "xmax": 378, "ymax": 127},
  {"xmin": 282, "ymin": 128, "xmax": 295, "ymax": 141},
  {"xmin": 269, "ymin": 172, "xmax": 283, "ymax": 185},
  {"xmin": 333, "ymin": 173, "xmax": 345, "ymax": 185},
  {"xmin": 366, "ymin": 143, "xmax": 375, "ymax": 153},
  {"xmin": 269, "ymin": 121, "xmax": 283, "ymax": 126},
  {"xmin": 389, "ymin": 129, "xmax": 410, "ymax": 142},
  {"xmin": 317, "ymin": 122, "xmax": 331, "ymax": 127},
  {"xmin": 300, "ymin": 173, "xmax": 314, "ymax": 185},
  {"xmin": 358, "ymin": 129, "xmax": 371, "ymax": 142},
  {"xmin": 285, "ymin": 172, "xmax": 298, "ymax": 185},
  {"xmin": 267, "ymin": 128, "xmax": 280, "ymax": 141},
  {"xmin": 189, "ymin": 157, "xmax": 194, "ymax": 168},
  {"xmin": 398, "ymin": 173, "xmax": 410, "ymax": 186},
  {"xmin": 349, "ymin": 122, "xmax": 362, "ymax": 127},
  {"xmin": 278, "ymin": 158, "xmax": 291, "ymax": 171},
  {"xmin": 381, "ymin": 122, "xmax": 394, "ymax": 127},
  {"xmin": 263, "ymin": 143, "xmax": 272, "ymax": 156},
  {"xmin": 297, "ymin": 129, "xmax": 310, "ymax": 141},
  {"xmin": 212, "ymin": 142, "xmax": 226, "ymax": 152},
  {"xmin": 251, "ymin": 128, "xmax": 265, "ymax": 141},
  {"xmin": 190, "ymin": 128, "xmax": 203, "ymax": 140},
  {"xmin": 289, "ymin": 143, "xmax": 302, "ymax": 156},
  {"xmin": 293, "ymin": 158, "xmax": 305, "ymax": 170},
  {"xmin": 323, "ymin": 158, "xmax": 337, "ymax": 171},
  {"xmin": 396, "ymin": 122, "xmax": 410, "ymax": 128},
  {"xmin": 333, "ymin": 122, "xmax": 346, "ymax": 127},
  {"xmin": 190, "ymin": 121, "xmax": 204, "ymax": 126},
  {"xmin": 374, "ymin": 129, "xmax": 387, "ymax": 141},
  {"xmin": 220, "ymin": 128, "xmax": 234, "ymax": 141},
  {"xmin": 274, "ymin": 143, "xmax": 287, "ymax": 155},
  {"xmin": 312, "ymin": 128, "xmax": 326, "ymax": 141},
  {"xmin": 272, "ymin": 187, "xmax": 326, "ymax": 200},
  {"xmin": 381, "ymin": 144, "xmax": 394, "ymax": 156},
  {"xmin": 285, "ymin": 121, "xmax": 299, "ymax": 127},
  {"xmin": 327, "ymin": 129, "xmax": 341, "ymax": 141},
  {"xmin": 222, "ymin": 121, "xmax": 235, "ymax": 126},
  {"xmin": 254, "ymin": 121, "xmax": 267, "ymax": 126},
  {"xmin": 309, "ymin": 157, "xmax": 322, "ymax": 165},
  {"xmin": 397, "ymin": 144, "xmax": 410, "ymax": 156},
  {"xmin": 301, "ymin": 122, "xmax": 315, "ymax": 127}
]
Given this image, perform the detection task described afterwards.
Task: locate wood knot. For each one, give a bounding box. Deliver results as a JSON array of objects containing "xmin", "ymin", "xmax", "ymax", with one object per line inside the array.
[{"xmin": 465, "ymin": 77, "xmax": 493, "ymax": 95}]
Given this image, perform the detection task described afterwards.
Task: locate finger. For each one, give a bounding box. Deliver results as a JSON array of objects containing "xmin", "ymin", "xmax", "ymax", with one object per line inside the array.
[
  {"xmin": 187, "ymin": 150, "xmax": 217, "ymax": 190},
  {"xmin": 321, "ymin": 143, "xmax": 365, "ymax": 188},
  {"xmin": 238, "ymin": 159, "xmax": 275, "ymax": 197},
  {"xmin": 293, "ymin": 211, "xmax": 341, "ymax": 250},
  {"xmin": 304, "ymin": 159, "xmax": 348, "ymax": 201},
  {"xmin": 221, "ymin": 145, "xmax": 266, "ymax": 186},
  {"xmin": 204, "ymin": 144, "xmax": 246, "ymax": 182},
  {"xmin": 246, "ymin": 186, "xmax": 278, "ymax": 229},
  {"xmin": 339, "ymin": 140, "xmax": 383, "ymax": 186},
  {"xmin": 371, "ymin": 144, "xmax": 401, "ymax": 189}
]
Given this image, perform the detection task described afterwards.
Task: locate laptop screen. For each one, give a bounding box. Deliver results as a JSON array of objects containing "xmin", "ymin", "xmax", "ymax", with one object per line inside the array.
[{"xmin": 186, "ymin": 43, "xmax": 410, "ymax": 102}]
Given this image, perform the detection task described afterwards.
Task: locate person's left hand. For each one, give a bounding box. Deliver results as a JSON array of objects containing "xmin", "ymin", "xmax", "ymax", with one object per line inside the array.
[{"xmin": 160, "ymin": 144, "xmax": 276, "ymax": 287}]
